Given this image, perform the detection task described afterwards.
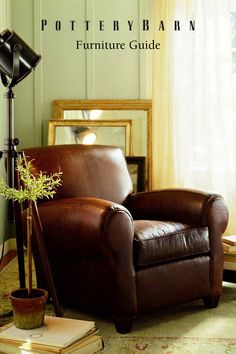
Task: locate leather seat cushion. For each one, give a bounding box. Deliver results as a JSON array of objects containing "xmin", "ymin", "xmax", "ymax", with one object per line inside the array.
[{"xmin": 133, "ymin": 220, "xmax": 209, "ymax": 268}]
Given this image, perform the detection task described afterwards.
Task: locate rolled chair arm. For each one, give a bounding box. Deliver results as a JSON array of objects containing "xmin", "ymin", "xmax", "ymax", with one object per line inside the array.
[
  {"xmin": 37, "ymin": 197, "xmax": 133, "ymax": 256},
  {"xmin": 37, "ymin": 196, "xmax": 137, "ymax": 320},
  {"xmin": 127, "ymin": 188, "xmax": 228, "ymax": 234},
  {"xmin": 127, "ymin": 188, "xmax": 229, "ymax": 299}
]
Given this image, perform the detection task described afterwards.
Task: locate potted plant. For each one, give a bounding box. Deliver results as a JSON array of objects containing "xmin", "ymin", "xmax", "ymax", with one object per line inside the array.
[{"xmin": 0, "ymin": 153, "xmax": 62, "ymax": 329}]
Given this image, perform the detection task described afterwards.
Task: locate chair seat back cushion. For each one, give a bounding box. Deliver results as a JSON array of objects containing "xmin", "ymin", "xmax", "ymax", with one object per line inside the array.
[
  {"xmin": 133, "ymin": 220, "xmax": 209, "ymax": 268},
  {"xmin": 24, "ymin": 145, "xmax": 133, "ymax": 205}
]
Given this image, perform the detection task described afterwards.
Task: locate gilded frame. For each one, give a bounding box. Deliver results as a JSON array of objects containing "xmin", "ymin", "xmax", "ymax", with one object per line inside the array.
[
  {"xmin": 126, "ymin": 156, "xmax": 146, "ymax": 192},
  {"xmin": 52, "ymin": 99, "xmax": 152, "ymax": 189},
  {"xmin": 48, "ymin": 119, "xmax": 132, "ymax": 155}
]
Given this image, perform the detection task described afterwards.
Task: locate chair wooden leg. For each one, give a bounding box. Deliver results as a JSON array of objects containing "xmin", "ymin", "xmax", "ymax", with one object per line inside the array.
[
  {"xmin": 114, "ymin": 318, "xmax": 133, "ymax": 334},
  {"xmin": 203, "ymin": 294, "xmax": 220, "ymax": 308}
]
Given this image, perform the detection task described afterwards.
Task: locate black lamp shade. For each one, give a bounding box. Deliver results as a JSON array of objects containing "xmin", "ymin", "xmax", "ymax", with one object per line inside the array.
[{"xmin": 0, "ymin": 29, "xmax": 41, "ymax": 86}]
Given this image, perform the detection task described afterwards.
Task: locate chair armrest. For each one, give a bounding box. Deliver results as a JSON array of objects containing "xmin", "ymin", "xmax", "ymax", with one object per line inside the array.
[
  {"xmin": 37, "ymin": 196, "xmax": 134, "ymax": 256},
  {"xmin": 128, "ymin": 188, "xmax": 228, "ymax": 298},
  {"xmin": 127, "ymin": 188, "xmax": 228, "ymax": 234},
  {"xmin": 37, "ymin": 196, "xmax": 137, "ymax": 318}
]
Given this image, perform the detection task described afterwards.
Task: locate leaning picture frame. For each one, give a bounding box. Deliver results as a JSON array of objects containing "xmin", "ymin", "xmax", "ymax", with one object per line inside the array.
[
  {"xmin": 126, "ymin": 156, "xmax": 146, "ymax": 192},
  {"xmin": 48, "ymin": 119, "xmax": 132, "ymax": 155}
]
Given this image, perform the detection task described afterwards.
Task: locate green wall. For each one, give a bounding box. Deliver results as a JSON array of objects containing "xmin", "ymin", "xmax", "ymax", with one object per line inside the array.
[
  {"xmin": 11, "ymin": 0, "xmax": 40, "ymax": 149},
  {"xmin": 0, "ymin": 0, "xmax": 11, "ymax": 249}
]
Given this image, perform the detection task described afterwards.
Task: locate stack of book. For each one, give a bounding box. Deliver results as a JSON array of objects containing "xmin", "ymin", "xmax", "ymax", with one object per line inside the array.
[
  {"xmin": 0, "ymin": 315, "xmax": 103, "ymax": 354},
  {"xmin": 223, "ymin": 235, "xmax": 236, "ymax": 270}
]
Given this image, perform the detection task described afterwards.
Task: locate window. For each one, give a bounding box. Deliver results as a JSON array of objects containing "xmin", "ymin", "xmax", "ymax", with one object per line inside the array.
[{"xmin": 231, "ymin": 1, "xmax": 236, "ymax": 105}]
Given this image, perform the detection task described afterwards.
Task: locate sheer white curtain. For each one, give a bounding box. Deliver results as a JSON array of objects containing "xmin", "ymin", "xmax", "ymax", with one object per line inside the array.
[{"xmin": 152, "ymin": 0, "xmax": 236, "ymax": 234}]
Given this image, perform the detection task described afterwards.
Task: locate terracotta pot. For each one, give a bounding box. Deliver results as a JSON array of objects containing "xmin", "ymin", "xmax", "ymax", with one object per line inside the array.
[{"xmin": 9, "ymin": 288, "xmax": 48, "ymax": 329}]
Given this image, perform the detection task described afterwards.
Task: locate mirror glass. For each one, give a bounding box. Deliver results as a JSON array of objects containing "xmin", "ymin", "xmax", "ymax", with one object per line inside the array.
[
  {"xmin": 63, "ymin": 110, "xmax": 147, "ymax": 157},
  {"xmin": 48, "ymin": 119, "xmax": 132, "ymax": 155}
]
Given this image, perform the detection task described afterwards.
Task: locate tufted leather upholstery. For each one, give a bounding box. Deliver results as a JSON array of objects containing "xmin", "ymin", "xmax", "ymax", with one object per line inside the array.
[{"xmin": 19, "ymin": 144, "xmax": 228, "ymax": 333}]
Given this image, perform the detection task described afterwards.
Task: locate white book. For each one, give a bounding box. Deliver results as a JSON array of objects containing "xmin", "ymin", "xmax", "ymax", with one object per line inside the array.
[
  {"xmin": 224, "ymin": 260, "xmax": 236, "ymax": 270},
  {"xmin": 0, "ymin": 316, "xmax": 96, "ymax": 349},
  {"xmin": 222, "ymin": 235, "xmax": 236, "ymax": 246},
  {"xmin": 0, "ymin": 334, "xmax": 103, "ymax": 354},
  {"xmin": 223, "ymin": 242, "xmax": 236, "ymax": 253}
]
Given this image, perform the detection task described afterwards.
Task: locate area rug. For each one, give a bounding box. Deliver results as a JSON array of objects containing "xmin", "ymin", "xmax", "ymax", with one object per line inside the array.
[{"xmin": 1, "ymin": 257, "xmax": 236, "ymax": 353}]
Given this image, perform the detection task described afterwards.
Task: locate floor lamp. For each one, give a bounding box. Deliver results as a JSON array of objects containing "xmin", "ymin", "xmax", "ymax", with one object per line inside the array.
[{"xmin": 0, "ymin": 29, "xmax": 41, "ymax": 289}]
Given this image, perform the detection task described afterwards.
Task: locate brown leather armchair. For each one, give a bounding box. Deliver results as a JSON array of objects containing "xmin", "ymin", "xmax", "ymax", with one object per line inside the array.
[{"xmin": 19, "ymin": 144, "xmax": 228, "ymax": 333}]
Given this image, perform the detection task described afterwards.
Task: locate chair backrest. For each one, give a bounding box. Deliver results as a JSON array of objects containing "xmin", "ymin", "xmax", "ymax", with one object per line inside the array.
[{"xmin": 23, "ymin": 144, "xmax": 133, "ymax": 205}]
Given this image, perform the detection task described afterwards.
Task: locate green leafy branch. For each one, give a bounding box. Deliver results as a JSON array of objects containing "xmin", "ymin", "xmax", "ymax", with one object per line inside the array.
[
  {"xmin": 0, "ymin": 154, "xmax": 63, "ymax": 203},
  {"xmin": 0, "ymin": 153, "xmax": 63, "ymax": 296}
]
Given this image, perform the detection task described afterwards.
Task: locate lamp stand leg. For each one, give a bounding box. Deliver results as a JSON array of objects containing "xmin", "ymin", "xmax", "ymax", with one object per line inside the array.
[
  {"xmin": 14, "ymin": 201, "xmax": 26, "ymax": 288},
  {"xmin": 32, "ymin": 202, "xmax": 63, "ymax": 317},
  {"xmin": 4, "ymin": 87, "xmax": 26, "ymax": 288}
]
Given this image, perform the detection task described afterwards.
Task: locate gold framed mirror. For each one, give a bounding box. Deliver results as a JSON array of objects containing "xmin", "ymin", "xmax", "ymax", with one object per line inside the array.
[
  {"xmin": 52, "ymin": 99, "xmax": 152, "ymax": 189},
  {"xmin": 48, "ymin": 119, "xmax": 132, "ymax": 155}
]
